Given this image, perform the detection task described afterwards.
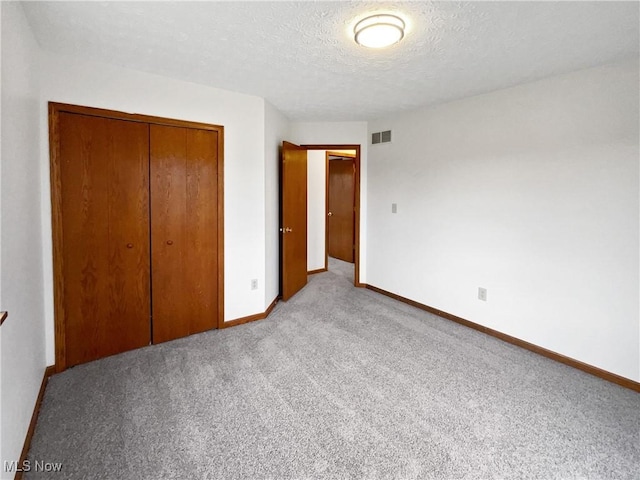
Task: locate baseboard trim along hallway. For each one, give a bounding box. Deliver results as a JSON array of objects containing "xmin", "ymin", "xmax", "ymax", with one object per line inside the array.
[
  {"xmin": 15, "ymin": 365, "xmax": 55, "ymax": 480},
  {"xmin": 307, "ymin": 268, "xmax": 327, "ymax": 275},
  {"xmin": 365, "ymin": 284, "xmax": 640, "ymax": 392}
]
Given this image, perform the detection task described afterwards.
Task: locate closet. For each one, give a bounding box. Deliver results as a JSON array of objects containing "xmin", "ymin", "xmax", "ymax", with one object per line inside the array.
[{"xmin": 50, "ymin": 103, "xmax": 224, "ymax": 370}]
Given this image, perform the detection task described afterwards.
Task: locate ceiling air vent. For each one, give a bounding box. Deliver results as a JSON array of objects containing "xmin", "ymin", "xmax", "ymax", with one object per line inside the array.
[{"xmin": 371, "ymin": 130, "xmax": 392, "ymax": 145}]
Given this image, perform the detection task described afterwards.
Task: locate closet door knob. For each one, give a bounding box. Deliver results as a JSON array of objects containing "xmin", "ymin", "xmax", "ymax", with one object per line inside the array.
[
  {"xmin": 166, "ymin": 240, "xmax": 174, "ymax": 245},
  {"xmin": 126, "ymin": 243, "xmax": 133, "ymax": 249}
]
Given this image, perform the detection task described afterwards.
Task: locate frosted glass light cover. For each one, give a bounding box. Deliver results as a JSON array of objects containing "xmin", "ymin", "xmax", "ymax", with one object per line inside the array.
[{"xmin": 354, "ymin": 14, "xmax": 405, "ymax": 48}]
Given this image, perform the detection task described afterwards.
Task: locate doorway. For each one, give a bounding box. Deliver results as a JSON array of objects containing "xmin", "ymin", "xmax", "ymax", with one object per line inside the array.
[
  {"xmin": 327, "ymin": 151, "xmax": 356, "ymax": 263},
  {"xmin": 304, "ymin": 144, "xmax": 362, "ymax": 287}
]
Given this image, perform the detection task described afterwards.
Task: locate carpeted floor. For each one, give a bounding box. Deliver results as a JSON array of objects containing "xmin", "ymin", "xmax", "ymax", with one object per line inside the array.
[
  {"xmin": 328, "ymin": 256, "xmax": 354, "ymax": 283},
  {"xmin": 27, "ymin": 259, "xmax": 639, "ymax": 479}
]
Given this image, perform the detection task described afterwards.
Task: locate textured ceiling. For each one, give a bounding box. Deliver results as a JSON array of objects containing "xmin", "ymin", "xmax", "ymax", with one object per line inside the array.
[{"xmin": 22, "ymin": 1, "xmax": 640, "ymax": 121}]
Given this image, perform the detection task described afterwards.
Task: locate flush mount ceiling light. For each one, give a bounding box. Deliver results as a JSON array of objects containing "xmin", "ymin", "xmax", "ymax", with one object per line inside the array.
[{"xmin": 354, "ymin": 14, "xmax": 405, "ymax": 48}]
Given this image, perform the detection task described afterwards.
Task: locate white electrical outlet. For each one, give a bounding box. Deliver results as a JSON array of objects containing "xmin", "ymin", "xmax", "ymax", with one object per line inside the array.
[
  {"xmin": 478, "ymin": 287, "xmax": 487, "ymax": 301},
  {"xmin": 251, "ymin": 279, "xmax": 258, "ymax": 290},
  {"xmin": 392, "ymin": 203, "xmax": 397, "ymax": 213}
]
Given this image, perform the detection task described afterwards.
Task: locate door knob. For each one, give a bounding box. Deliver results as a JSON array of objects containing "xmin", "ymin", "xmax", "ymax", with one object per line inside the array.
[
  {"xmin": 327, "ymin": 212, "xmax": 333, "ymax": 216},
  {"xmin": 166, "ymin": 240, "xmax": 174, "ymax": 245},
  {"xmin": 284, "ymin": 227, "xmax": 293, "ymax": 233},
  {"xmin": 126, "ymin": 243, "xmax": 133, "ymax": 249}
]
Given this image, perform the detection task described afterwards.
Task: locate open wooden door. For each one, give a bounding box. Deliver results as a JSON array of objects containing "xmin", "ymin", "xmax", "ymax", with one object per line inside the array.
[
  {"xmin": 328, "ymin": 157, "xmax": 355, "ymax": 262},
  {"xmin": 281, "ymin": 141, "xmax": 308, "ymax": 300}
]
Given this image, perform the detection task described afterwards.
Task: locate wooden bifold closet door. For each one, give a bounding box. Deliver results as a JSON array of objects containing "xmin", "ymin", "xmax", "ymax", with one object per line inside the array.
[
  {"xmin": 150, "ymin": 125, "xmax": 218, "ymax": 344},
  {"xmin": 58, "ymin": 112, "xmax": 151, "ymax": 367},
  {"xmin": 52, "ymin": 105, "xmax": 222, "ymax": 369}
]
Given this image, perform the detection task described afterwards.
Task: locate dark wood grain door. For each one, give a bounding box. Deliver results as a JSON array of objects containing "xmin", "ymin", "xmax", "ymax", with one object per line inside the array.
[
  {"xmin": 59, "ymin": 113, "xmax": 151, "ymax": 367},
  {"xmin": 328, "ymin": 158, "xmax": 355, "ymax": 262},
  {"xmin": 150, "ymin": 125, "xmax": 218, "ymax": 343},
  {"xmin": 281, "ymin": 141, "xmax": 308, "ymax": 300}
]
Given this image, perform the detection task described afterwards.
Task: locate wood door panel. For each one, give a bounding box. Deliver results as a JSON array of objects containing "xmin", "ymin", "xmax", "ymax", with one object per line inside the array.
[
  {"xmin": 150, "ymin": 125, "xmax": 188, "ymax": 343},
  {"xmin": 59, "ymin": 113, "xmax": 150, "ymax": 367},
  {"xmin": 328, "ymin": 159, "xmax": 355, "ymax": 262},
  {"xmin": 107, "ymin": 120, "xmax": 152, "ymax": 350},
  {"xmin": 281, "ymin": 141, "xmax": 308, "ymax": 301},
  {"xmin": 151, "ymin": 125, "xmax": 218, "ymax": 343},
  {"xmin": 185, "ymin": 128, "xmax": 218, "ymax": 335}
]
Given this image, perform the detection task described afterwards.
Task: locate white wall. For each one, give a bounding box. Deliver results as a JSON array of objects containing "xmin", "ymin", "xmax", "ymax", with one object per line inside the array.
[
  {"xmin": 0, "ymin": 2, "xmax": 47, "ymax": 474},
  {"xmin": 291, "ymin": 122, "xmax": 368, "ymax": 282},
  {"xmin": 368, "ymin": 60, "xmax": 640, "ymax": 381},
  {"xmin": 264, "ymin": 101, "xmax": 290, "ymax": 306},
  {"xmin": 38, "ymin": 52, "xmax": 268, "ymax": 363},
  {"xmin": 307, "ymin": 150, "xmax": 326, "ymax": 271}
]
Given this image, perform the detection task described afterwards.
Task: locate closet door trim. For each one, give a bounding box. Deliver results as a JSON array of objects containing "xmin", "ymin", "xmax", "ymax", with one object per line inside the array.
[{"xmin": 49, "ymin": 102, "xmax": 225, "ymax": 372}]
